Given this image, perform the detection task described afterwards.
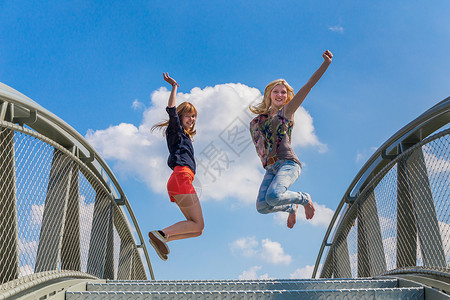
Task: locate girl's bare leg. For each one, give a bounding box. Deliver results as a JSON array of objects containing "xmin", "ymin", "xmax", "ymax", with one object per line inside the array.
[{"xmin": 162, "ymin": 193, "xmax": 204, "ymax": 242}]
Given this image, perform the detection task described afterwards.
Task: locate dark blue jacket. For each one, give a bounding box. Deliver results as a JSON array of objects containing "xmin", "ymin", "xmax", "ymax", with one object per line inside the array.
[{"xmin": 166, "ymin": 106, "xmax": 196, "ymax": 174}]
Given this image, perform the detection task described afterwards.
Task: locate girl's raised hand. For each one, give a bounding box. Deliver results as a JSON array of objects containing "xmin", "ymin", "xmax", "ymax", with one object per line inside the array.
[
  {"xmin": 323, "ymin": 50, "xmax": 333, "ymax": 64},
  {"xmin": 163, "ymin": 72, "xmax": 179, "ymax": 87}
]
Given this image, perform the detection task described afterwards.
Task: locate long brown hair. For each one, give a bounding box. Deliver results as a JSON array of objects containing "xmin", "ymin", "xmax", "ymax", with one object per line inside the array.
[
  {"xmin": 151, "ymin": 102, "xmax": 197, "ymax": 138},
  {"xmin": 249, "ymin": 79, "xmax": 294, "ymax": 115}
]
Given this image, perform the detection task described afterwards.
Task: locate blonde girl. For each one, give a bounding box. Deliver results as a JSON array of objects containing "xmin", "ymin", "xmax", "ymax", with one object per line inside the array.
[{"xmin": 250, "ymin": 50, "xmax": 333, "ymax": 228}]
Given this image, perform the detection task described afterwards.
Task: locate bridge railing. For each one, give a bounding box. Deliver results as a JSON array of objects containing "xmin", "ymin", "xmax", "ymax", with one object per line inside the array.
[
  {"xmin": 314, "ymin": 97, "xmax": 450, "ymax": 279},
  {"xmin": 0, "ymin": 83, "xmax": 154, "ymax": 292}
]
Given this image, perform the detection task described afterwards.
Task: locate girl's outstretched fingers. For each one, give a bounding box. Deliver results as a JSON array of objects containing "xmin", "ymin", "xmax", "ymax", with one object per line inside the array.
[{"xmin": 163, "ymin": 72, "xmax": 179, "ymax": 87}]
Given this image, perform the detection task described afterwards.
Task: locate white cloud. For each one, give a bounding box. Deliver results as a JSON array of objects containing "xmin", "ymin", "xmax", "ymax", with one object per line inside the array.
[
  {"xmin": 30, "ymin": 204, "xmax": 44, "ymax": 225},
  {"xmin": 292, "ymin": 107, "xmax": 327, "ymax": 152},
  {"xmin": 230, "ymin": 236, "xmax": 259, "ymax": 257},
  {"xmin": 382, "ymin": 235, "xmax": 397, "ymax": 270},
  {"xmin": 355, "ymin": 153, "xmax": 365, "ymax": 163},
  {"xmin": 355, "ymin": 147, "xmax": 378, "ymax": 164},
  {"xmin": 422, "ymin": 146, "xmax": 450, "ymax": 174},
  {"xmin": 261, "ymin": 239, "xmax": 292, "ymax": 265},
  {"xmin": 274, "ymin": 201, "xmax": 334, "ymax": 228},
  {"xmin": 86, "ymin": 83, "xmax": 326, "ymax": 204},
  {"xmin": 328, "ymin": 25, "xmax": 344, "ymax": 33},
  {"xmin": 230, "ymin": 237, "xmax": 292, "ymax": 265},
  {"xmin": 290, "ymin": 264, "xmax": 315, "ymax": 279},
  {"xmin": 439, "ymin": 221, "xmax": 450, "ymax": 264},
  {"xmin": 132, "ymin": 99, "xmax": 146, "ymax": 110},
  {"xmin": 19, "ymin": 265, "xmax": 34, "ymax": 276},
  {"xmin": 79, "ymin": 195, "xmax": 96, "ymax": 271},
  {"xmin": 349, "ymin": 252, "xmax": 358, "ymax": 278},
  {"xmin": 18, "ymin": 238, "xmax": 38, "ymax": 253},
  {"xmin": 238, "ymin": 266, "xmax": 271, "ymax": 280},
  {"xmin": 18, "ymin": 238, "xmax": 38, "ymax": 270}
]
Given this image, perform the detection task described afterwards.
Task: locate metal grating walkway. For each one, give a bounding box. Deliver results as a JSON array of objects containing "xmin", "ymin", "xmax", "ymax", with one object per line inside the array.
[{"xmin": 66, "ymin": 278, "xmax": 425, "ymax": 299}]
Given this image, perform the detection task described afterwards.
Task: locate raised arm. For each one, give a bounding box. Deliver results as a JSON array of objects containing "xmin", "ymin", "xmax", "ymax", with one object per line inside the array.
[
  {"xmin": 284, "ymin": 50, "xmax": 333, "ymax": 119},
  {"xmin": 163, "ymin": 72, "xmax": 179, "ymax": 108}
]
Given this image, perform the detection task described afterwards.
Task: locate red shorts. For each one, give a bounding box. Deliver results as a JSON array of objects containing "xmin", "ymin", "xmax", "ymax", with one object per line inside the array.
[{"xmin": 167, "ymin": 166, "xmax": 196, "ymax": 202}]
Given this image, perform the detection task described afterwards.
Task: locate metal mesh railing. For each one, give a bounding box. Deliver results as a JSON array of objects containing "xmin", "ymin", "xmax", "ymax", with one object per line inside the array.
[
  {"xmin": 0, "ymin": 122, "xmax": 147, "ymax": 291},
  {"xmin": 320, "ymin": 129, "xmax": 449, "ymax": 279},
  {"xmin": 314, "ymin": 97, "xmax": 450, "ymax": 280}
]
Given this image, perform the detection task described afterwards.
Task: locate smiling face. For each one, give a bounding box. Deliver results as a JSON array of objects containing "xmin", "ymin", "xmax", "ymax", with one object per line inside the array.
[
  {"xmin": 270, "ymin": 84, "xmax": 288, "ymax": 110},
  {"xmin": 181, "ymin": 112, "xmax": 196, "ymax": 131}
]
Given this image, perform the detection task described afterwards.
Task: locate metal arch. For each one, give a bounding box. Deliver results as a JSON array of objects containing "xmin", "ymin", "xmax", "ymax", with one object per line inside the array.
[
  {"xmin": 0, "ymin": 82, "xmax": 154, "ymax": 280},
  {"xmin": 313, "ymin": 96, "xmax": 450, "ymax": 278}
]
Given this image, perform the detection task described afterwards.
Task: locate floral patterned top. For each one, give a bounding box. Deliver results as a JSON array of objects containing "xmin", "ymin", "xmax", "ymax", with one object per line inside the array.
[{"xmin": 250, "ymin": 109, "xmax": 300, "ymax": 168}]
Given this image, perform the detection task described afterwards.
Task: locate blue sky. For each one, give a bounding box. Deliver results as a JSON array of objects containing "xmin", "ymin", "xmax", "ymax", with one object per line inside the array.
[{"xmin": 1, "ymin": 1, "xmax": 449, "ymax": 280}]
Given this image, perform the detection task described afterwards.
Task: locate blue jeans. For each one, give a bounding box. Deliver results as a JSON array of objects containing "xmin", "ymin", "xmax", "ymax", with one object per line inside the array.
[{"xmin": 256, "ymin": 160, "xmax": 309, "ymax": 214}]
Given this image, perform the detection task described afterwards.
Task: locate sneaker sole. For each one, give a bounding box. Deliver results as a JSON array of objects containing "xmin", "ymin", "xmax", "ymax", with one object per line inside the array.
[
  {"xmin": 149, "ymin": 238, "xmax": 168, "ymax": 261},
  {"xmin": 150, "ymin": 231, "xmax": 170, "ymax": 254},
  {"xmin": 149, "ymin": 231, "xmax": 170, "ymax": 255}
]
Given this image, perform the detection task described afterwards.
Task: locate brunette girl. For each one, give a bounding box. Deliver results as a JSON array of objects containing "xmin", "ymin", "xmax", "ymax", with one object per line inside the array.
[{"xmin": 149, "ymin": 73, "xmax": 204, "ymax": 260}]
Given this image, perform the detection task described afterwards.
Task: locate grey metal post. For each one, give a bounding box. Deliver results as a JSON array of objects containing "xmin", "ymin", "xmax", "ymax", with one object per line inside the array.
[
  {"xmin": 406, "ymin": 147, "xmax": 446, "ymax": 268},
  {"xmin": 35, "ymin": 149, "xmax": 73, "ymax": 272},
  {"xmin": 117, "ymin": 241, "xmax": 134, "ymax": 280},
  {"xmin": 114, "ymin": 205, "xmax": 135, "ymax": 280},
  {"xmin": 320, "ymin": 204, "xmax": 358, "ymax": 278},
  {"xmin": 132, "ymin": 250, "xmax": 142, "ymax": 280},
  {"xmin": 133, "ymin": 249, "xmax": 147, "ymax": 280},
  {"xmin": 396, "ymin": 158, "xmax": 417, "ymax": 268},
  {"xmin": 87, "ymin": 190, "xmax": 112, "ymax": 278},
  {"xmin": 357, "ymin": 188, "xmax": 387, "ymax": 276},
  {"xmin": 334, "ymin": 237, "xmax": 352, "ymax": 278},
  {"xmin": 61, "ymin": 162, "xmax": 81, "ymax": 271},
  {"xmin": 103, "ymin": 207, "xmax": 115, "ymax": 280},
  {"xmin": 323, "ymin": 204, "xmax": 357, "ymax": 278},
  {"xmin": 0, "ymin": 127, "xmax": 19, "ymax": 282},
  {"xmin": 319, "ymin": 247, "xmax": 334, "ymax": 278},
  {"xmin": 357, "ymin": 216, "xmax": 370, "ymax": 277}
]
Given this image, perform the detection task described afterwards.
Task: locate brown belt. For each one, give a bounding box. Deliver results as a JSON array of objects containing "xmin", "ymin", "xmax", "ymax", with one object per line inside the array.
[{"xmin": 267, "ymin": 156, "xmax": 278, "ymax": 166}]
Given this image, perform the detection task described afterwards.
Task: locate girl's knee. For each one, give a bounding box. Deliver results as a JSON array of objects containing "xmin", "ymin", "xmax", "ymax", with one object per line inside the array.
[
  {"xmin": 265, "ymin": 188, "xmax": 283, "ymax": 206},
  {"xmin": 196, "ymin": 228, "xmax": 204, "ymax": 237},
  {"xmin": 256, "ymin": 202, "xmax": 270, "ymax": 214},
  {"xmin": 256, "ymin": 207, "xmax": 267, "ymax": 214},
  {"xmin": 193, "ymin": 227, "xmax": 203, "ymax": 237},
  {"xmin": 195, "ymin": 221, "xmax": 204, "ymax": 236}
]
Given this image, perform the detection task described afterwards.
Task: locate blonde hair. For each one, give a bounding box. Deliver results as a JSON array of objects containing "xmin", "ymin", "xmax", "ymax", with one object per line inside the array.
[
  {"xmin": 249, "ymin": 79, "xmax": 294, "ymax": 115},
  {"xmin": 151, "ymin": 101, "xmax": 197, "ymax": 138}
]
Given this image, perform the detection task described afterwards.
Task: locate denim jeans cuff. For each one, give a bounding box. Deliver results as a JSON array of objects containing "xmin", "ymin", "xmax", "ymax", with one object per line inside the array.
[
  {"xmin": 288, "ymin": 204, "xmax": 298, "ymax": 214},
  {"xmin": 298, "ymin": 192, "xmax": 309, "ymax": 206}
]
